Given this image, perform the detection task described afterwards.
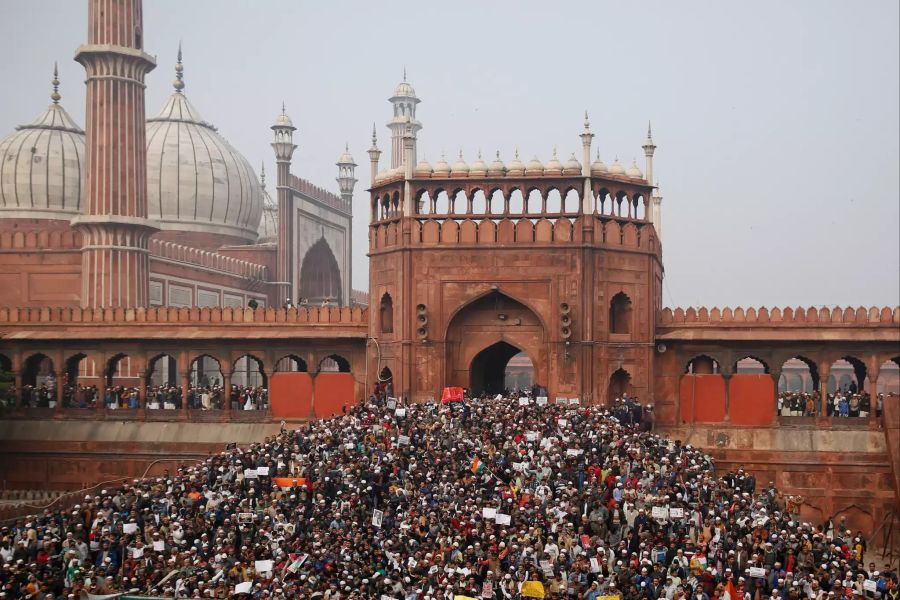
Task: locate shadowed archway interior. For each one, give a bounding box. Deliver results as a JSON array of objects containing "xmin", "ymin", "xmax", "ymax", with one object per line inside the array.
[{"xmin": 470, "ymin": 341, "xmax": 524, "ymax": 395}]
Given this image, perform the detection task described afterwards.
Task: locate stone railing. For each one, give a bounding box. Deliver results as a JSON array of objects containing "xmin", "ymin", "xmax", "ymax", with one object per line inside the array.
[
  {"xmin": 659, "ymin": 306, "xmax": 900, "ymax": 326},
  {"xmin": 149, "ymin": 239, "xmax": 268, "ymax": 280},
  {"xmin": 0, "ymin": 229, "xmax": 82, "ymax": 250},
  {"xmin": 0, "ymin": 305, "xmax": 368, "ymax": 325},
  {"xmin": 289, "ymin": 175, "xmax": 350, "ymax": 214}
]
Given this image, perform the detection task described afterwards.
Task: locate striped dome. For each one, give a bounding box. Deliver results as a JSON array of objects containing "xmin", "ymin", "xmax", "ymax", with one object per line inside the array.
[
  {"xmin": 146, "ymin": 91, "xmax": 262, "ymax": 243},
  {"xmin": 0, "ymin": 98, "xmax": 85, "ymax": 220}
]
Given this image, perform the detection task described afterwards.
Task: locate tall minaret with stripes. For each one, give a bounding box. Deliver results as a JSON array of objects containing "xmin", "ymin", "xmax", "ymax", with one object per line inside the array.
[{"xmin": 72, "ymin": 0, "xmax": 158, "ymax": 308}]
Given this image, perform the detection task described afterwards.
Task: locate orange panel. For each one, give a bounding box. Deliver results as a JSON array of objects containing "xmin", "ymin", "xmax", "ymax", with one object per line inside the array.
[
  {"xmin": 269, "ymin": 372, "xmax": 312, "ymax": 419},
  {"xmin": 679, "ymin": 375, "xmax": 725, "ymax": 423},
  {"xmin": 313, "ymin": 374, "xmax": 356, "ymax": 418},
  {"xmin": 729, "ymin": 374, "xmax": 775, "ymax": 425}
]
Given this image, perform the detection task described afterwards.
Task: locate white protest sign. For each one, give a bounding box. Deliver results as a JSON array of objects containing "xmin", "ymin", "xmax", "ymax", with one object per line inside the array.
[
  {"xmin": 372, "ymin": 509, "xmax": 384, "ymax": 528},
  {"xmin": 398, "ymin": 435, "xmax": 410, "ymax": 446},
  {"xmin": 863, "ymin": 580, "xmax": 877, "ymax": 593},
  {"xmin": 651, "ymin": 506, "xmax": 669, "ymax": 520},
  {"xmin": 234, "ymin": 581, "xmax": 252, "ymax": 594},
  {"xmin": 540, "ymin": 559, "xmax": 554, "ymax": 578},
  {"xmin": 495, "ymin": 513, "xmax": 511, "ymax": 526},
  {"xmin": 536, "ymin": 396, "xmax": 548, "ymax": 406},
  {"xmin": 131, "ymin": 546, "xmax": 144, "ymax": 558},
  {"xmin": 386, "ymin": 399, "xmax": 397, "ymax": 410},
  {"xmin": 556, "ymin": 396, "xmax": 567, "ymax": 404},
  {"xmin": 566, "ymin": 448, "xmax": 583, "ymax": 457},
  {"xmin": 482, "ymin": 581, "xmax": 494, "ymax": 598},
  {"xmin": 257, "ymin": 466, "xmax": 269, "ymax": 476},
  {"xmin": 569, "ymin": 398, "xmax": 580, "ymax": 406},
  {"xmin": 395, "ymin": 408, "xmax": 407, "ymax": 417},
  {"xmin": 590, "ymin": 557, "xmax": 601, "ymax": 573},
  {"xmin": 558, "ymin": 418, "xmax": 568, "ymax": 427},
  {"xmin": 526, "ymin": 432, "xmax": 538, "ymax": 442},
  {"xmin": 483, "ymin": 507, "xmax": 497, "ymax": 520},
  {"xmin": 749, "ymin": 567, "xmax": 766, "ymax": 579},
  {"xmin": 238, "ymin": 512, "xmax": 254, "ymax": 524},
  {"xmin": 669, "ymin": 507, "xmax": 684, "ymax": 519},
  {"xmin": 152, "ymin": 540, "xmax": 164, "ymax": 551},
  {"xmin": 123, "ymin": 523, "xmax": 138, "ymax": 534},
  {"xmin": 244, "ymin": 469, "xmax": 258, "ymax": 480},
  {"xmin": 519, "ymin": 397, "xmax": 530, "ymax": 406},
  {"xmin": 254, "ymin": 559, "xmax": 273, "ymax": 574}
]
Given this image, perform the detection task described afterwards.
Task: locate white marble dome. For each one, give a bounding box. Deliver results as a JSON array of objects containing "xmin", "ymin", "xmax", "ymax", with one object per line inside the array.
[
  {"xmin": 0, "ymin": 80, "xmax": 85, "ymax": 220},
  {"xmin": 626, "ymin": 159, "xmax": 644, "ymax": 179},
  {"xmin": 146, "ymin": 90, "xmax": 262, "ymax": 243}
]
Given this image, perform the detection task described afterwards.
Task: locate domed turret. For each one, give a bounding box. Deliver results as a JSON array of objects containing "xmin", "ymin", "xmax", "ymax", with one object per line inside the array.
[
  {"xmin": 487, "ymin": 151, "xmax": 506, "ymax": 177},
  {"xmin": 469, "ymin": 151, "xmax": 488, "ymax": 176},
  {"xmin": 506, "ymin": 150, "xmax": 525, "ymax": 176},
  {"xmin": 626, "ymin": 159, "xmax": 643, "ymax": 179},
  {"xmin": 146, "ymin": 50, "xmax": 262, "ymax": 246},
  {"xmin": 433, "ymin": 153, "xmax": 451, "ymax": 177},
  {"xmin": 525, "ymin": 156, "xmax": 544, "ymax": 176},
  {"xmin": 414, "ymin": 158, "xmax": 434, "ymax": 177},
  {"xmin": 609, "ymin": 157, "xmax": 626, "ymax": 175},
  {"xmin": 563, "ymin": 153, "xmax": 582, "ymax": 176},
  {"xmin": 0, "ymin": 65, "xmax": 85, "ymax": 220},
  {"xmin": 544, "ymin": 148, "xmax": 563, "ymax": 175},
  {"xmin": 450, "ymin": 151, "xmax": 470, "ymax": 177},
  {"xmin": 590, "ymin": 149, "xmax": 608, "ymax": 175}
]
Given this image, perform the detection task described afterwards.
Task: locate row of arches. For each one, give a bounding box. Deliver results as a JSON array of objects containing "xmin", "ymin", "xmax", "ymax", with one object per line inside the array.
[
  {"xmin": 373, "ymin": 187, "xmax": 648, "ymax": 221},
  {"xmin": 5, "ymin": 350, "xmax": 352, "ymax": 410},
  {"xmin": 681, "ymin": 354, "xmax": 900, "ymax": 424}
]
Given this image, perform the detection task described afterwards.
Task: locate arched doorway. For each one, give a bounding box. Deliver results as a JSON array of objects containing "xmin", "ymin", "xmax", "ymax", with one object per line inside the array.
[
  {"xmin": 299, "ymin": 238, "xmax": 342, "ymax": 305},
  {"xmin": 608, "ymin": 368, "xmax": 632, "ymax": 400},
  {"xmin": 445, "ymin": 290, "xmax": 546, "ymax": 394},
  {"xmin": 470, "ymin": 341, "xmax": 526, "ymax": 395},
  {"xmin": 504, "ymin": 352, "xmax": 534, "ymax": 392}
]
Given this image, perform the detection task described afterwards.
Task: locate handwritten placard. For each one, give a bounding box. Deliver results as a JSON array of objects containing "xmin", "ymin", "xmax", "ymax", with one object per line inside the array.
[
  {"xmin": 519, "ymin": 397, "xmax": 530, "ymax": 406},
  {"xmin": 372, "ymin": 509, "xmax": 384, "ymax": 528},
  {"xmin": 651, "ymin": 506, "xmax": 669, "ymax": 520},
  {"xmin": 749, "ymin": 567, "xmax": 766, "ymax": 579},
  {"xmin": 669, "ymin": 507, "xmax": 684, "ymax": 519},
  {"xmin": 483, "ymin": 507, "xmax": 497, "ymax": 520},
  {"xmin": 244, "ymin": 469, "xmax": 258, "ymax": 480},
  {"xmin": 536, "ymin": 396, "xmax": 548, "ymax": 406},
  {"xmin": 123, "ymin": 523, "xmax": 138, "ymax": 534},
  {"xmin": 257, "ymin": 466, "xmax": 269, "ymax": 476},
  {"xmin": 398, "ymin": 435, "xmax": 410, "ymax": 446},
  {"xmin": 395, "ymin": 408, "xmax": 407, "ymax": 418},
  {"xmin": 495, "ymin": 513, "xmax": 511, "ymax": 526}
]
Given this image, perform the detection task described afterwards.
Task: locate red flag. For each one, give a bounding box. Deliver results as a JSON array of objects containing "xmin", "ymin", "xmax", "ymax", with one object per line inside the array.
[{"xmin": 442, "ymin": 387, "xmax": 465, "ymax": 403}]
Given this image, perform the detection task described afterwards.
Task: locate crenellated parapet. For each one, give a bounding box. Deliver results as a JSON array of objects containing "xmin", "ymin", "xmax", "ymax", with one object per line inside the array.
[
  {"xmin": 149, "ymin": 238, "xmax": 268, "ymax": 280},
  {"xmin": 659, "ymin": 305, "xmax": 900, "ymax": 326},
  {"xmin": 0, "ymin": 305, "xmax": 368, "ymax": 327},
  {"xmin": 289, "ymin": 175, "xmax": 351, "ymax": 215}
]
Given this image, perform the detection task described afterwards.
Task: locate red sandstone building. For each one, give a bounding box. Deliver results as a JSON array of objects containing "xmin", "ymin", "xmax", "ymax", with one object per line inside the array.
[{"xmin": 0, "ymin": 0, "xmax": 898, "ymax": 537}]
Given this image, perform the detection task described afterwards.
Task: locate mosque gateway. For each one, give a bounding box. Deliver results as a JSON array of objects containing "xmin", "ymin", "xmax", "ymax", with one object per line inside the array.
[{"xmin": 0, "ymin": 1, "xmax": 897, "ymax": 596}]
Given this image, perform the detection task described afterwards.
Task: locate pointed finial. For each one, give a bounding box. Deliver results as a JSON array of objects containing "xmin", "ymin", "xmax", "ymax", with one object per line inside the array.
[
  {"xmin": 496, "ymin": 150, "xmax": 500, "ymax": 159},
  {"xmin": 371, "ymin": 122, "xmax": 377, "ymax": 145},
  {"xmin": 584, "ymin": 110, "xmax": 590, "ymax": 129},
  {"xmin": 50, "ymin": 62, "xmax": 61, "ymax": 104},
  {"xmin": 260, "ymin": 162, "xmax": 266, "ymax": 188},
  {"xmin": 345, "ymin": 142, "xmax": 350, "ymax": 152},
  {"xmin": 552, "ymin": 146, "xmax": 558, "ymax": 159},
  {"xmin": 173, "ymin": 42, "xmax": 185, "ymax": 92},
  {"xmin": 403, "ymin": 67, "xmax": 407, "ymax": 82},
  {"xmin": 647, "ymin": 121, "xmax": 652, "ymax": 139},
  {"xmin": 281, "ymin": 101, "xmax": 286, "ymax": 115},
  {"xmin": 477, "ymin": 148, "xmax": 482, "ymax": 160},
  {"xmin": 458, "ymin": 149, "xmax": 463, "ymax": 160},
  {"xmin": 514, "ymin": 148, "xmax": 520, "ymax": 159},
  {"xmin": 596, "ymin": 148, "xmax": 600, "ymax": 160}
]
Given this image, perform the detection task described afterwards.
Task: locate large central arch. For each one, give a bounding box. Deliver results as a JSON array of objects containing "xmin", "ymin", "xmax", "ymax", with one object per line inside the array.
[
  {"xmin": 445, "ymin": 290, "xmax": 546, "ymax": 393},
  {"xmin": 299, "ymin": 237, "xmax": 342, "ymax": 305}
]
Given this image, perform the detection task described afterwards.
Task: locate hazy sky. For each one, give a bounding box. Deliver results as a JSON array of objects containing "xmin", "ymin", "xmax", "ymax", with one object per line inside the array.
[{"xmin": 1, "ymin": 1, "xmax": 897, "ymax": 308}]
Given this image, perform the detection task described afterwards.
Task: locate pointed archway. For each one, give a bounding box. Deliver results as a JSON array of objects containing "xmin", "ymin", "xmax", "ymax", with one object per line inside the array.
[
  {"xmin": 299, "ymin": 237, "xmax": 342, "ymax": 305},
  {"xmin": 470, "ymin": 341, "xmax": 525, "ymax": 395},
  {"xmin": 444, "ymin": 289, "xmax": 546, "ymax": 393}
]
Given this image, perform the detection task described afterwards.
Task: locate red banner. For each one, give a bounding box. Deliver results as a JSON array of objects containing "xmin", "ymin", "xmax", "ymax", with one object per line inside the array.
[{"xmin": 442, "ymin": 387, "xmax": 465, "ymax": 403}]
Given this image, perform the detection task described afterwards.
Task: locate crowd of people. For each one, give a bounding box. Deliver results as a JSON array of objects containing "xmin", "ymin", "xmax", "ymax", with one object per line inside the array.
[
  {"xmin": 2, "ymin": 384, "xmax": 270, "ymax": 413},
  {"xmin": 777, "ymin": 392, "xmax": 881, "ymax": 419},
  {"xmin": 1, "ymin": 388, "xmax": 896, "ymax": 600}
]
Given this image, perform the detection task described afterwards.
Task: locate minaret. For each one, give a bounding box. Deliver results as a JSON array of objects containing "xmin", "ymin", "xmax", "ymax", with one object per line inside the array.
[
  {"xmin": 580, "ymin": 111, "xmax": 594, "ymax": 213},
  {"xmin": 387, "ymin": 70, "xmax": 421, "ymax": 169},
  {"xmin": 72, "ymin": 0, "xmax": 158, "ymax": 308},
  {"xmin": 367, "ymin": 123, "xmax": 381, "ymax": 186},
  {"xmin": 271, "ymin": 104, "xmax": 297, "ymax": 305},
  {"xmin": 642, "ymin": 122, "xmax": 656, "ymax": 188},
  {"xmin": 651, "ymin": 180, "xmax": 663, "ymax": 241},
  {"xmin": 336, "ymin": 146, "xmax": 357, "ymax": 305}
]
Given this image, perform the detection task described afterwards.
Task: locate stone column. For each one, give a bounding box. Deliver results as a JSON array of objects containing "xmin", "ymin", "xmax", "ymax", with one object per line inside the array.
[
  {"xmin": 771, "ymin": 370, "xmax": 781, "ymax": 418},
  {"xmin": 137, "ymin": 357, "xmax": 148, "ymax": 418},
  {"xmin": 54, "ymin": 351, "xmax": 65, "ymax": 415},
  {"xmin": 722, "ymin": 372, "xmax": 732, "ymax": 422},
  {"xmin": 222, "ymin": 369, "xmax": 232, "ymax": 417},
  {"xmin": 180, "ymin": 371, "xmax": 190, "ymax": 419},
  {"xmin": 14, "ymin": 370, "xmax": 23, "ymax": 411},
  {"xmin": 818, "ymin": 363, "xmax": 831, "ymax": 417}
]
